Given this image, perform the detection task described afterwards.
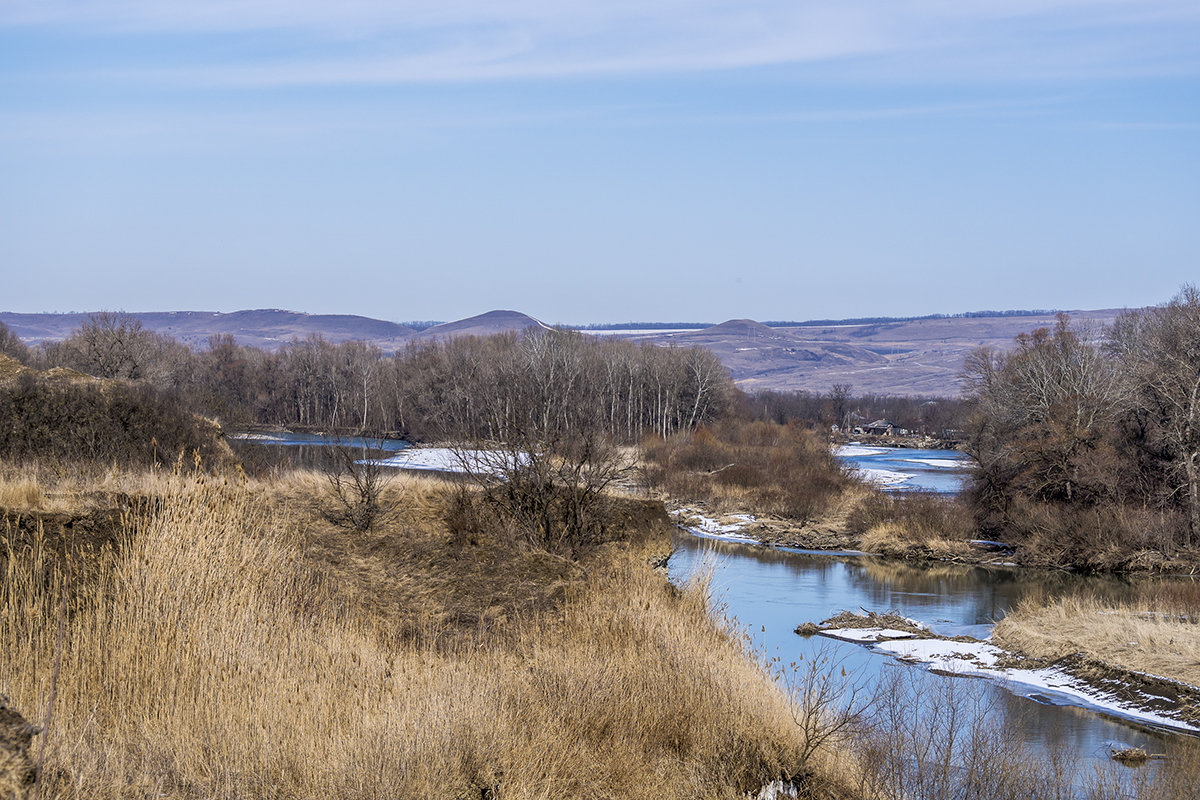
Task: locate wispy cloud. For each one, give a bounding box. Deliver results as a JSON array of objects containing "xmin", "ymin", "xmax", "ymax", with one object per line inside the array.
[{"xmin": 4, "ymin": 1, "xmax": 1200, "ymax": 85}]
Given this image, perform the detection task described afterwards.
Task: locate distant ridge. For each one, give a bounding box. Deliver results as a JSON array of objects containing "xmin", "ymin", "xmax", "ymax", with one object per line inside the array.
[
  {"xmin": 0, "ymin": 310, "xmax": 418, "ymax": 351},
  {"xmin": 700, "ymin": 319, "xmax": 786, "ymax": 338},
  {"xmin": 761, "ymin": 309, "xmax": 1061, "ymax": 328},
  {"xmin": 1, "ymin": 306, "xmax": 1129, "ymax": 395}
]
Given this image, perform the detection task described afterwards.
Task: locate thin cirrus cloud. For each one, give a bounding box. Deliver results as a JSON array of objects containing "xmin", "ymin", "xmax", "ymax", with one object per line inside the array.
[{"xmin": 4, "ymin": 0, "xmax": 1200, "ymax": 85}]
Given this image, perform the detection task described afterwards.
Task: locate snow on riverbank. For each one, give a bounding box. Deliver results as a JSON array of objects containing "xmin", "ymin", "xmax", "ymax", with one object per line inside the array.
[
  {"xmin": 820, "ymin": 627, "xmax": 919, "ymax": 643},
  {"xmin": 866, "ymin": 636, "xmax": 1200, "ymax": 734},
  {"xmin": 672, "ymin": 509, "xmax": 759, "ymax": 543},
  {"xmin": 901, "ymin": 458, "xmax": 962, "ymax": 469},
  {"xmin": 834, "ymin": 445, "xmax": 892, "ymax": 458},
  {"xmin": 367, "ymin": 447, "xmax": 519, "ymax": 475}
]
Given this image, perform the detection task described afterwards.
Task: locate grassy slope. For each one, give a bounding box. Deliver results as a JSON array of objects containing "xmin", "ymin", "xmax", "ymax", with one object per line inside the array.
[{"xmin": 0, "ymin": 467, "xmax": 856, "ymax": 799}]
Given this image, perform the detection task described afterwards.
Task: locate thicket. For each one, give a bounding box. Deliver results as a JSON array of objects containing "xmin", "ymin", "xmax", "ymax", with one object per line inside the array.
[
  {"xmin": 641, "ymin": 420, "xmax": 851, "ymax": 522},
  {"xmin": 963, "ymin": 286, "xmax": 1200, "ymax": 568},
  {"xmin": 845, "ymin": 492, "xmax": 976, "ymax": 561},
  {"xmin": 738, "ymin": 385, "xmax": 967, "ymax": 436},
  {"xmin": 0, "ymin": 367, "xmax": 231, "ymax": 470}
]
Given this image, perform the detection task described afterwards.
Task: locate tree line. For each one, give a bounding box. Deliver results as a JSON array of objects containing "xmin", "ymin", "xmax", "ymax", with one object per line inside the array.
[
  {"xmin": 963, "ymin": 286, "xmax": 1200, "ymax": 563},
  {"xmin": 0, "ymin": 313, "xmax": 735, "ymax": 445}
]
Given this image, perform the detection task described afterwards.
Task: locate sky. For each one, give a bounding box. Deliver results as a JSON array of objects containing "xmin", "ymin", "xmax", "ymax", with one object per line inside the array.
[{"xmin": 2, "ymin": 1, "xmax": 1198, "ymax": 324}]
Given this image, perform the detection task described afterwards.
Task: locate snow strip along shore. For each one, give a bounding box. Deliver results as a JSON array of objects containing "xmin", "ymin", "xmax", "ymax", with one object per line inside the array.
[
  {"xmin": 807, "ymin": 614, "xmax": 1200, "ymax": 734},
  {"xmin": 672, "ymin": 508, "xmax": 760, "ymax": 544}
]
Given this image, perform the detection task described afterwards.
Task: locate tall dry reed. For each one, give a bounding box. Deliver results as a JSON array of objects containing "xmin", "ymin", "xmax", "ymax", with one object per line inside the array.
[{"xmin": 1, "ymin": 474, "xmax": 833, "ymax": 799}]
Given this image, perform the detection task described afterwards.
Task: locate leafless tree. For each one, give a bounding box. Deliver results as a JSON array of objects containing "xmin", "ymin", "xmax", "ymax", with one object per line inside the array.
[
  {"xmin": 781, "ymin": 642, "xmax": 871, "ymax": 765},
  {"xmin": 439, "ymin": 330, "xmax": 635, "ymax": 550},
  {"xmin": 68, "ymin": 311, "xmax": 155, "ymax": 380},
  {"xmin": 1110, "ymin": 285, "xmax": 1200, "ymax": 545},
  {"xmin": 0, "ymin": 321, "xmax": 28, "ymax": 363},
  {"xmin": 963, "ymin": 314, "xmax": 1127, "ymax": 505}
]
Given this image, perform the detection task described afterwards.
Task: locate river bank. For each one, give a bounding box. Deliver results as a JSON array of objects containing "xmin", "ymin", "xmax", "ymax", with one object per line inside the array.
[
  {"xmin": 672, "ymin": 498, "xmax": 1200, "ymax": 735},
  {"xmin": 797, "ymin": 609, "xmax": 1200, "ymax": 735}
]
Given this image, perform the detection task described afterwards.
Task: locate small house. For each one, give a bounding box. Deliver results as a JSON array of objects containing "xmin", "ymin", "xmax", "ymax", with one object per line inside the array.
[{"xmin": 864, "ymin": 419, "xmax": 896, "ymax": 436}]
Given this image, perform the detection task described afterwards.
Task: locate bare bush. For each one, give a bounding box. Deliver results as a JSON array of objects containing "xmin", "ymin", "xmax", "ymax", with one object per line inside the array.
[
  {"xmin": 640, "ymin": 420, "xmax": 851, "ymax": 522},
  {"xmin": 780, "ymin": 644, "xmax": 871, "ymax": 764},
  {"xmin": 321, "ymin": 438, "xmax": 398, "ymax": 532},
  {"xmin": 857, "ymin": 670, "xmax": 1077, "ymax": 800},
  {"xmin": 438, "ymin": 331, "xmax": 637, "ymax": 551}
]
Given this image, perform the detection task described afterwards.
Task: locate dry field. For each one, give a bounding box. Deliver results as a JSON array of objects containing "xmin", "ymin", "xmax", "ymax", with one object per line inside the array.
[{"xmin": 0, "ymin": 466, "xmax": 858, "ymax": 799}]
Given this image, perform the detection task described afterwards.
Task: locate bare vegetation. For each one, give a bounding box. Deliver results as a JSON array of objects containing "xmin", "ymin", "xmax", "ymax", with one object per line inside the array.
[
  {"xmin": 964, "ymin": 286, "xmax": 1200, "ymax": 569},
  {"xmin": 0, "ymin": 358, "xmax": 233, "ymax": 470},
  {"xmin": 855, "ymin": 669, "xmax": 1200, "ymax": 800},
  {"xmin": 320, "ymin": 438, "xmax": 398, "ymax": 532},
  {"xmin": 846, "ymin": 492, "xmax": 976, "ymax": 561},
  {"xmin": 0, "ymin": 468, "xmax": 856, "ymax": 799},
  {"xmin": 23, "ymin": 313, "xmax": 736, "ymax": 444},
  {"xmin": 641, "ymin": 420, "xmax": 851, "ymax": 523}
]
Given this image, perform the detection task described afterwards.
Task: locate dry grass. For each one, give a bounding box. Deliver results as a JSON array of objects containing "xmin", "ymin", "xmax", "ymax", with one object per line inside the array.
[
  {"xmin": 0, "ymin": 478, "xmax": 44, "ymax": 511},
  {"xmin": 0, "ymin": 468, "xmax": 851, "ymax": 799},
  {"xmin": 993, "ymin": 588, "xmax": 1200, "ymax": 688},
  {"xmin": 847, "ymin": 492, "xmax": 976, "ymax": 561}
]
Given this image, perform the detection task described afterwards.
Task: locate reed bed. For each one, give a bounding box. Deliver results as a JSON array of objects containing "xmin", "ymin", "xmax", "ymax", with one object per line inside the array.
[
  {"xmin": 0, "ymin": 471, "xmax": 840, "ymax": 799},
  {"xmin": 993, "ymin": 588, "xmax": 1200, "ymax": 688},
  {"xmin": 641, "ymin": 421, "xmax": 851, "ymax": 522},
  {"xmin": 848, "ymin": 492, "xmax": 976, "ymax": 561}
]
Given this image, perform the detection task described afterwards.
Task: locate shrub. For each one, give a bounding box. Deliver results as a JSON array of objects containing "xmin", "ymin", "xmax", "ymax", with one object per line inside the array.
[
  {"xmin": 0, "ymin": 371, "xmax": 232, "ymax": 470},
  {"xmin": 640, "ymin": 420, "xmax": 851, "ymax": 522}
]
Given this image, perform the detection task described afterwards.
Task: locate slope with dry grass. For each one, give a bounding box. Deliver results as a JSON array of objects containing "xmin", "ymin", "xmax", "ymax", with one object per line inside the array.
[{"xmin": 0, "ymin": 467, "xmax": 858, "ymax": 799}]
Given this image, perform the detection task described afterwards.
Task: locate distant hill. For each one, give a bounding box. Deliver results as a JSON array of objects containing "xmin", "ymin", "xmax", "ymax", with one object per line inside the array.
[
  {"xmin": 1, "ymin": 306, "xmax": 1131, "ymax": 396},
  {"xmin": 0, "ymin": 310, "xmax": 418, "ymax": 351},
  {"xmin": 418, "ymin": 310, "xmax": 552, "ymax": 340},
  {"xmin": 619, "ymin": 310, "xmax": 1126, "ymax": 395}
]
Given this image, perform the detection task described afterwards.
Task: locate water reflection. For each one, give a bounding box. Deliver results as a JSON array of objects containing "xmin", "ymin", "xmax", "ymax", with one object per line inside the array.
[{"xmin": 226, "ymin": 432, "xmax": 409, "ymax": 477}]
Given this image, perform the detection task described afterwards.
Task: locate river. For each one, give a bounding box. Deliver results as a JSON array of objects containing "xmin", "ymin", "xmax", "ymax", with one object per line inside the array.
[
  {"xmin": 232, "ymin": 433, "xmax": 1193, "ymax": 786},
  {"xmin": 669, "ymin": 445, "xmax": 1196, "ymax": 790}
]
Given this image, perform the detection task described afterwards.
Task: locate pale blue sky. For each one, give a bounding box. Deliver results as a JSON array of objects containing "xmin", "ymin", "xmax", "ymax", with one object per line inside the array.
[{"xmin": 2, "ymin": 1, "xmax": 1198, "ymax": 323}]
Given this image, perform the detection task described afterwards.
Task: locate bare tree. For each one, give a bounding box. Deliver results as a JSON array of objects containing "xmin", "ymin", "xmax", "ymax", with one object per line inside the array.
[
  {"xmin": 68, "ymin": 311, "xmax": 155, "ymax": 380},
  {"xmin": 0, "ymin": 321, "xmax": 28, "ymax": 363},
  {"xmin": 963, "ymin": 314, "xmax": 1127, "ymax": 506},
  {"xmin": 782, "ymin": 643, "xmax": 871, "ymax": 765},
  {"xmin": 442, "ymin": 330, "xmax": 635, "ymax": 551},
  {"xmin": 1111, "ymin": 285, "xmax": 1200, "ymax": 545}
]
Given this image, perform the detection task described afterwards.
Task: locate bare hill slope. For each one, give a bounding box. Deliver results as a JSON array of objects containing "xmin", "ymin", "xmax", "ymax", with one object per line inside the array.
[
  {"xmin": 627, "ymin": 310, "xmax": 1125, "ymax": 395},
  {"xmin": 418, "ymin": 310, "xmax": 551, "ymax": 339},
  {"xmin": 0, "ymin": 310, "xmax": 418, "ymax": 351}
]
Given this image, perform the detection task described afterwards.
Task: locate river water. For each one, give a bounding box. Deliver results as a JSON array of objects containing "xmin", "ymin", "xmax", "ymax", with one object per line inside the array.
[
  {"xmin": 668, "ymin": 446, "xmax": 1196, "ymax": 788},
  {"xmin": 227, "ymin": 431, "xmax": 409, "ymax": 475}
]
